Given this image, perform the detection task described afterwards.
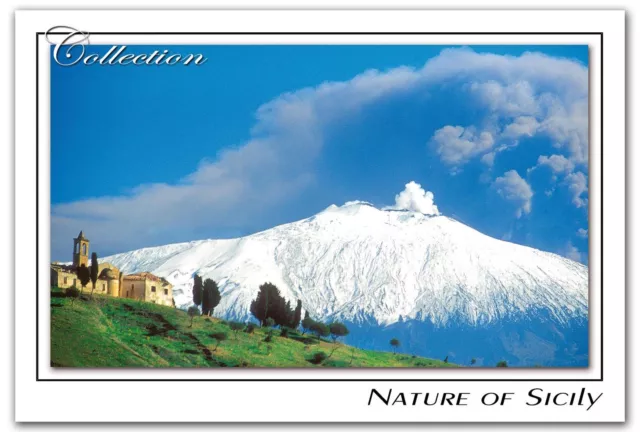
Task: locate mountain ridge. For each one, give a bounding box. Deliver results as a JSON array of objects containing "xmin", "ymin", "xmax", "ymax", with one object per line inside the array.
[{"xmin": 101, "ymin": 201, "xmax": 588, "ymax": 366}]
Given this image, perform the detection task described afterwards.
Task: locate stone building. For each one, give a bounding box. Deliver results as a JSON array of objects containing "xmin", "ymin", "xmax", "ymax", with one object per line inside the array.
[
  {"xmin": 121, "ymin": 272, "xmax": 174, "ymax": 306},
  {"xmin": 50, "ymin": 231, "xmax": 173, "ymax": 306}
]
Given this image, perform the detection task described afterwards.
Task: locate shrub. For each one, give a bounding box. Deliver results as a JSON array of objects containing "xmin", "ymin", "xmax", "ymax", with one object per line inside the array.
[
  {"xmin": 389, "ymin": 338, "xmax": 401, "ymax": 354},
  {"xmin": 264, "ymin": 332, "xmax": 273, "ymax": 343},
  {"xmin": 66, "ymin": 286, "xmax": 80, "ymax": 304},
  {"xmin": 280, "ymin": 327, "xmax": 290, "ymax": 338},
  {"xmin": 496, "ymin": 360, "xmax": 508, "ymax": 368},
  {"xmin": 443, "ymin": 355, "xmax": 449, "ymax": 363},
  {"xmin": 265, "ymin": 317, "xmax": 276, "ymax": 328},
  {"xmin": 245, "ymin": 322, "xmax": 257, "ymax": 334},
  {"xmin": 228, "ymin": 322, "xmax": 245, "ymax": 339},
  {"xmin": 210, "ymin": 332, "xmax": 227, "ymax": 351},
  {"xmin": 328, "ymin": 322, "xmax": 349, "ymax": 342},
  {"xmin": 307, "ymin": 351, "xmax": 327, "ymax": 365},
  {"xmin": 187, "ymin": 306, "xmax": 200, "ymax": 328},
  {"xmin": 309, "ymin": 321, "xmax": 329, "ymax": 341},
  {"xmin": 470, "ymin": 358, "xmax": 477, "ymax": 366}
]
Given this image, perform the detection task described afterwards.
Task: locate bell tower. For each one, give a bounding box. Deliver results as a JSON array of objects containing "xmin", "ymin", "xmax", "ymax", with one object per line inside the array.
[{"xmin": 73, "ymin": 231, "xmax": 90, "ymax": 268}]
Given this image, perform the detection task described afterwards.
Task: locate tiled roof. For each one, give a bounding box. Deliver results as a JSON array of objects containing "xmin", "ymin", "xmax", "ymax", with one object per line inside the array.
[{"xmin": 123, "ymin": 272, "xmax": 168, "ymax": 284}]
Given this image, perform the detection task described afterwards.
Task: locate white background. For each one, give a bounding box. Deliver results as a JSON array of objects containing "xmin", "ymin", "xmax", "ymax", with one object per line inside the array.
[{"xmin": 2, "ymin": 1, "xmax": 635, "ymax": 430}]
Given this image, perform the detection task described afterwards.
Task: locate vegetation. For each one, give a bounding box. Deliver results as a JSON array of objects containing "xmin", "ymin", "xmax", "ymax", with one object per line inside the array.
[
  {"xmin": 309, "ymin": 321, "xmax": 330, "ymax": 341},
  {"xmin": 228, "ymin": 322, "xmax": 245, "ymax": 339},
  {"xmin": 390, "ymin": 338, "xmax": 401, "ymax": 354},
  {"xmin": 249, "ymin": 282, "xmax": 302, "ymax": 328},
  {"xmin": 192, "ymin": 274, "xmax": 203, "ymax": 307},
  {"xmin": 210, "ymin": 332, "xmax": 227, "ymax": 352},
  {"xmin": 328, "ymin": 322, "xmax": 349, "ymax": 342},
  {"xmin": 90, "ymin": 253, "xmax": 99, "ymax": 298},
  {"xmin": 301, "ymin": 311, "xmax": 313, "ymax": 335},
  {"xmin": 201, "ymin": 278, "xmax": 221, "ymax": 316},
  {"xmin": 187, "ymin": 306, "xmax": 199, "ymax": 328},
  {"xmin": 66, "ymin": 286, "xmax": 80, "ymax": 304},
  {"xmin": 50, "ymin": 287, "xmax": 457, "ymax": 368},
  {"xmin": 75, "ymin": 264, "xmax": 91, "ymax": 297},
  {"xmin": 496, "ymin": 360, "xmax": 508, "ymax": 367},
  {"xmin": 307, "ymin": 351, "xmax": 327, "ymax": 365}
]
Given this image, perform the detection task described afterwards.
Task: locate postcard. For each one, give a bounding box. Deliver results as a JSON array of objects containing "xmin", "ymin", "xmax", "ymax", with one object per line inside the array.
[{"xmin": 14, "ymin": 8, "xmax": 626, "ymax": 423}]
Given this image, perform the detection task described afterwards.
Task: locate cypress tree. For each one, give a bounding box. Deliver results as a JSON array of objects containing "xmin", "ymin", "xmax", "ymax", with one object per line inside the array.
[
  {"xmin": 202, "ymin": 278, "xmax": 221, "ymax": 316},
  {"xmin": 192, "ymin": 274, "xmax": 203, "ymax": 307},
  {"xmin": 291, "ymin": 300, "xmax": 302, "ymax": 329},
  {"xmin": 89, "ymin": 252, "xmax": 99, "ymax": 298}
]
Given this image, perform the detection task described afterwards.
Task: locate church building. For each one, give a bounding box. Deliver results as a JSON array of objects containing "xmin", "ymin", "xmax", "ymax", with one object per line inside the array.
[{"xmin": 50, "ymin": 231, "xmax": 174, "ymax": 307}]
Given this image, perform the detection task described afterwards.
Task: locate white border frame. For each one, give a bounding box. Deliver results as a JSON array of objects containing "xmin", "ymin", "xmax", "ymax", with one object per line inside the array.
[{"xmin": 14, "ymin": 9, "xmax": 625, "ymax": 422}]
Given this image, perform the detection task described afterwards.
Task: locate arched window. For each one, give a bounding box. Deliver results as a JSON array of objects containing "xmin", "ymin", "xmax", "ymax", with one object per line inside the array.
[{"xmin": 82, "ymin": 244, "xmax": 87, "ymax": 255}]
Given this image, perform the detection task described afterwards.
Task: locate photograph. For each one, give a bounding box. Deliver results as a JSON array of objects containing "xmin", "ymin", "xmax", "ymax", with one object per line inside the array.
[{"xmin": 49, "ymin": 43, "xmax": 589, "ymax": 369}]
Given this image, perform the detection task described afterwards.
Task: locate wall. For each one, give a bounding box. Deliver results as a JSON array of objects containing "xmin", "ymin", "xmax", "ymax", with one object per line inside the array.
[
  {"xmin": 122, "ymin": 279, "xmax": 147, "ymax": 301},
  {"xmin": 51, "ymin": 268, "xmax": 78, "ymax": 289},
  {"xmin": 143, "ymin": 280, "xmax": 173, "ymax": 306}
]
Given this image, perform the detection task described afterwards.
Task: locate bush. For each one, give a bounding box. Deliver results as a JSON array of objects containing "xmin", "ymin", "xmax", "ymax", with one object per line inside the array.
[
  {"xmin": 66, "ymin": 286, "xmax": 80, "ymax": 299},
  {"xmin": 264, "ymin": 332, "xmax": 273, "ymax": 343},
  {"xmin": 228, "ymin": 321, "xmax": 245, "ymax": 339},
  {"xmin": 245, "ymin": 322, "xmax": 257, "ymax": 334},
  {"xmin": 496, "ymin": 360, "xmax": 508, "ymax": 368},
  {"xmin": 328, "ymin": 322, "xmax": 349, "ymax": 342},
  {"xmin": 307, "ymin": 351, "xmax": 328, "ymax": 365},
  {"xmin": 265, "ymin": 317, "xmax": 276, "ymax": 328},
  {"xmin": 309, "ymin": 321, "xmax": 330, "ymax": 340},
  {"xmin": 280, "ymin": 327, "xmax": 292, "ymax": 338},
  {"xmin": 210, "ymin": 332, "xmax": 227, "ymax": 352}
]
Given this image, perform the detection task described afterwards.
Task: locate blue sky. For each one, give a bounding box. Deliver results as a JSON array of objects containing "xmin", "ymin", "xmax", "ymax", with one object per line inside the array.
[{"xmin": 51, "ymin": 45, "xmax": 589, "ymax": 263}]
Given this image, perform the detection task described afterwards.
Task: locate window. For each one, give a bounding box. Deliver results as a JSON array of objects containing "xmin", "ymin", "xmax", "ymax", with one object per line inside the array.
[
  {"xmin": 164, "ymin": 289, "xmax": 168, "ymax": 296},
  {"xmin": 63, "ymin": 277, "xmax": 67, "ymax": 285},
  {"xmin": 82, "ymin": 244, "xmax": 87, "ymax": 255},
  {"xmin": 125, "ymin": 290, "xmax": 129, "ymax": 297},
  {"xmin": 151, "ymin": 286, "xmax": 156, "ymax": 293},
  {"xmin": 103, "ymin": 283, "xmax": 106, "ymax": 291}
]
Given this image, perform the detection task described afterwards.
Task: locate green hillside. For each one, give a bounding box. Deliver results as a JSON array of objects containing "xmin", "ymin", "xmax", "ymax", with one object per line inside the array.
[{"xmin": 50, "ymin": 288, "xmax": 457, "ymax": 368}]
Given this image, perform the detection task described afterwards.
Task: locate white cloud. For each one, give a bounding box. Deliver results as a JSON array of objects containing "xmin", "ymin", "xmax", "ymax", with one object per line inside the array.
[
  {"xmin": 432, "ymin": 125, "xmax": 494, "ymax": 166},
  {"xmin": 564, "ymin": 171, "xmax": 588, "ymax": 208},
  {"xmin": 534, "ymin": 154, "xmax": 575, "ymax": 174},
  {"xmin": 577, "ymin": 228, "xmax": 588, "ymax": 238},
  {"xmin": 430, "ymin": 51, "xmax": 587, "ymax": 171},
  {"xmin": 493, "ymin": 170, "xmax": 533, "ymax": 218},
  {"xmin": 502, "ymin": 116, "xmax": 540, "ymax": 140},
  {"xmin": 52, "ymin": 48, "xmax": 588, "ymax": 257},
  {"xmin": 385, "ymin": 181, "xmax": 440, "ymax": 215},
  {"xmin": 480, "ymin": 151, "xmax": 496, "ymax": 166},
  {"xmin": 563, "ymin": 241, "xmax": 584, "ymax": 263}
]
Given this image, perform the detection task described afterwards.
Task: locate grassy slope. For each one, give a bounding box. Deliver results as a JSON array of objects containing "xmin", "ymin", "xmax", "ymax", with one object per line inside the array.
[{"xmin": 51, "ymin": 289, "xmax": 457, "ymax": 368}]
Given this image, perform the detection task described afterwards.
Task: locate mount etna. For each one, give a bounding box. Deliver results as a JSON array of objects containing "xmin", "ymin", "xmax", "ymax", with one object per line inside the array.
[{"xmin": 101, "ymin": 201, "xmax": 588, "ymax": 367}]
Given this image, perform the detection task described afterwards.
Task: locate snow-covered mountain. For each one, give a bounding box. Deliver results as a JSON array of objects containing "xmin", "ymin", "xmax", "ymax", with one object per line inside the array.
[{"xmin": 102, "ymin": 201, "xmax": 589, "ymax": 367}]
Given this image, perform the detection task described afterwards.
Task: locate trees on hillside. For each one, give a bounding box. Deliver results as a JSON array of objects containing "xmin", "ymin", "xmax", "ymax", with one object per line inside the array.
[
  {"xmin": 249, "ymin": 282, "xmax": 299, "ymax": 327},
  {"xmin": 187, "ymin": 306, "xmax": 199, "ymax": 328},
  {"xmin": 75, "ymin": 264, "xmax": 91, "ymax": 297},
  {"xmin": 309, "ymin": 321, "xmax": 330, "ymax": 341},
  {"xmin": 229, "ymin": 322, "xmax": 245, "ymax": 339},
  {"xmin": 301, "ymin": 311, "xmax": 313, "ymax": 335},
  {"xmin": 202, "ymin": 278, "xmax": 221, "ymax": 316},
  {"xmin": 90, "ymin": 253, "xmax": 99, "ymax": 298},
  {"xmin": 192, "ymin": 274, "xmax": 203, "ymax": 307},
  {"xmin": 390, "ymin": 338, "xmax": 401, "ymax": 354},
  {"xmin": 328, "ymin": 322, "xmax": 349, "ymax": 343},
  {"xmin": 292, "ymin": 300, "xmax": 302, "ymax": 329},
  {"xmin": 210, "ymin": 332, "xmax": 227, "ymax": 352}
]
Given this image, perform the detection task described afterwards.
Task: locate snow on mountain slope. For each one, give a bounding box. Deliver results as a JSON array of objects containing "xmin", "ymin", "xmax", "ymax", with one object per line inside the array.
[{"xmin": 103, "ymin": 201, "xmax": 588, "ymax": 330}]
